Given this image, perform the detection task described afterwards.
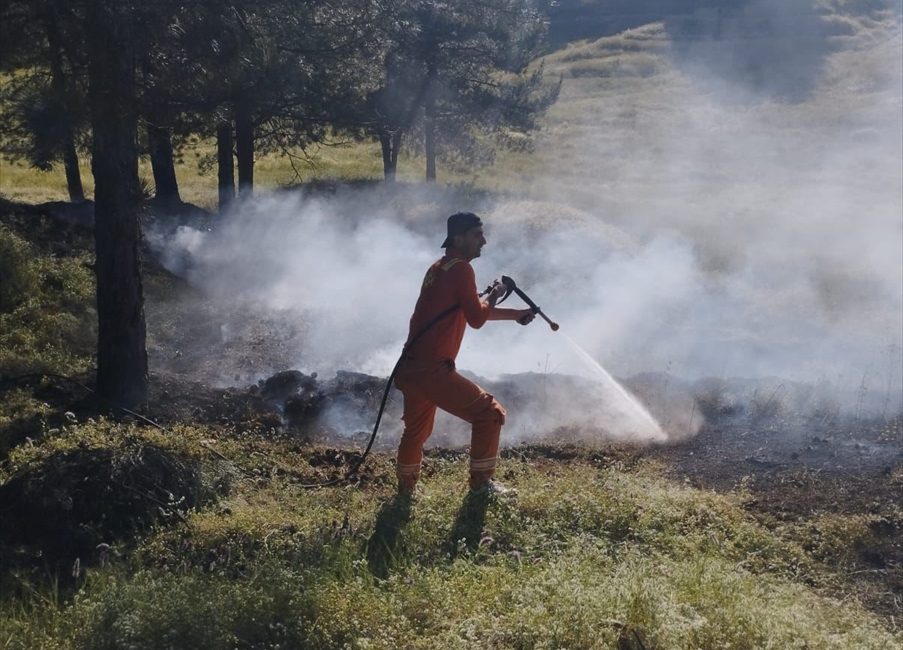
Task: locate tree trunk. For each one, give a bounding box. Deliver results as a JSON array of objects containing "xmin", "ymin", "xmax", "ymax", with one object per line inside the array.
[
  {"xmin": 424, "ymin": 70, "xmax": 437, "ymax": 182},
  {"xmin": 86, "ymin": 1, "xmax": 148, "ymax": 408},
  {"xmin": 217, "ymin": 121, "xmax": 235, "ymax": 210},
  {"xmin": 147, "ymin": 122, "xmax": 181, "ymax": 207},
  {"xmin": 62, "ymin": 137, "xmax": 85, "ymax": 203},
  {"xmin": 379, "ymin": 130, "xmax": 402, "ymax": 182},
  {"xmin": 235, "ymin": 103, "xmax": 254, "ymax": 197},
  {"xmin": 43, "ymin": 6, "xmax": 85, "ymax": 202},
  {"xmin": 424, "ymin": 112, "xmax": 436, "ymax": 182}
]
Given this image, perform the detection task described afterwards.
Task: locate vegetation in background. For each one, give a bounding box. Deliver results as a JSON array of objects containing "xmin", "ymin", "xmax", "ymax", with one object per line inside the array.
[
  {"xmin": 0, "ymin": 0, "xmax": 559, "ymax": 203},
  {"xmin": 0, "ymin": 223, "xmax": 95, "ymax": 376}
]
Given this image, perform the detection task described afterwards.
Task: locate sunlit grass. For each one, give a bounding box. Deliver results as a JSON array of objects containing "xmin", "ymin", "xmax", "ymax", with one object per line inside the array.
[
  {"xmin": 0, "ymin": 418, "xmax": 899, "ymax": 648},
  {"xmin": 0, "ymin": 139, "xmax": 465, "ymax": 211},
  {"xmin": 0, "ymin": 224, "xmax": 96, "ymax": 376}
]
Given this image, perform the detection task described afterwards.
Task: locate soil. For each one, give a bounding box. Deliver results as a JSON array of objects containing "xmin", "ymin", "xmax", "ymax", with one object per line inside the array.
[{"xmin": 648, "ymin": 414, "xmax": 902, "ymax": 623}]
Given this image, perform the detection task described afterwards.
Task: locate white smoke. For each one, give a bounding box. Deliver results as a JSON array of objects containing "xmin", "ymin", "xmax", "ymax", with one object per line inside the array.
[{"xmin": 149, "ymin": 6, "xmax": 903, "ymax": 444}]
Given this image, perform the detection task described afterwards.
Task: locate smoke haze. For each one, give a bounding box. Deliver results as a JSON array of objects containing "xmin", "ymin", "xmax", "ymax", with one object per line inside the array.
[{"xmin": 149, "ymin": 3, "xmax": 903, "ymax": 444}]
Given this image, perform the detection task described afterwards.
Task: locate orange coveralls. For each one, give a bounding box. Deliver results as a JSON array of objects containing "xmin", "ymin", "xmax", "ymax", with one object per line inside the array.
[{"xmin": 394, "ymin": 255, "xmax": 506, "ymax": 490}]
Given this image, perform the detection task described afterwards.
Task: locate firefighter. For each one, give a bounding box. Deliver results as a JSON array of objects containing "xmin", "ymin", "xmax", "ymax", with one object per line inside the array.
[{"xmin": 394, "ymin": 212, "xmax": 535, "ymax": 496}]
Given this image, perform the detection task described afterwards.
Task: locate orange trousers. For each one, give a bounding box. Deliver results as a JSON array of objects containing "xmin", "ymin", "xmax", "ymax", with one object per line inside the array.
[{"xmin": 394, "ymin": 358, "xmax": 506, "ymax": 490}]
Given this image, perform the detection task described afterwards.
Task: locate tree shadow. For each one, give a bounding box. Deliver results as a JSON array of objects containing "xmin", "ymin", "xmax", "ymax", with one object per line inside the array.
[
  {"xmin": 446, "ymin": 492, "xmax": 490, "ymax": 559},
  {"xmin": 365, "ymin": 494, "xmax": 413, "ymax": 579}
]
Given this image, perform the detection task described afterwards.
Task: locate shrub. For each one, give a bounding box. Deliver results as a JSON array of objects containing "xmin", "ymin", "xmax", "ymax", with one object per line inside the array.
[
  {"xmin": 0, "ymin": 224, "xmax": 39, "ymax": 312},
  {"xmin": 0, "ymin": 229, "xmax": 95, "ymax": 376}
]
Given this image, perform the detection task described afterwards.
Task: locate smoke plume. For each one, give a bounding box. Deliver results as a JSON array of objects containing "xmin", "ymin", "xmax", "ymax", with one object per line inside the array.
[{"xmin": 148, "ymin": 5, "xmax": 902, "ymax": 446}]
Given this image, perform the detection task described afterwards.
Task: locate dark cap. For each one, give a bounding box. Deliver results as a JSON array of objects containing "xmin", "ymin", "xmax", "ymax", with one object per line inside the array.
[{"xmin": 441, "ymin": 212, "xmax": 483, "ymax": 248}]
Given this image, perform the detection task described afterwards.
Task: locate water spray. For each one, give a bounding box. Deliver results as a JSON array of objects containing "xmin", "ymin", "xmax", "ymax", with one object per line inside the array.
[
  {"xmin": 560, "ymin": 334, "xmax": 666, "ymax": 440},
  {"xmin": 492, "ymin": 278, "xmax": 664, "ymax": 440}
]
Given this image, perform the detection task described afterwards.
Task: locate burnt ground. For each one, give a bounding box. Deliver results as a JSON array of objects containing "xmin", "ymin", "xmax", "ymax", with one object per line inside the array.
[{"xmin": 648, "ymin": 413, "xmax": 902, "ymax": 623}]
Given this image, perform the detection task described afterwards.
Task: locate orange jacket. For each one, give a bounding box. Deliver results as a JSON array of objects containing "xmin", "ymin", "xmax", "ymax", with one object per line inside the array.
[{"xmin": 404, "ymin": 254, "xmax": 490, "ymax": 361}]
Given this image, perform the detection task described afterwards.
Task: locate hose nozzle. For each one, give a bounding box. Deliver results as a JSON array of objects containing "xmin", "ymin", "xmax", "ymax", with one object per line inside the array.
[{"xmin": 501, "ymin": 276, "xmax": 559, "ymax": 332}]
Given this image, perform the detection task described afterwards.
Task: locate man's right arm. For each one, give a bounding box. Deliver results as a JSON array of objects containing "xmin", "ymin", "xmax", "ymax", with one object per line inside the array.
[
  {"xmin": 453, "ymin": 264, "xmax": 491, "ymax": 329},
  {"xmin": 487, "ymin": 307, "xmax": 535, "ymax": 324}
]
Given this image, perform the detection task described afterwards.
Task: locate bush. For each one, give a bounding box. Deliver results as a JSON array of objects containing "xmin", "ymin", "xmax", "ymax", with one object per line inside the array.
[
  {"xmin": 0, "ymin": 388, "xmax": 51, "ymax": 460},
  {"xmin": 0, "ymin": 224, "xmax": 39, "ymax": 312},
  {"xmin": 0, "ymin": 226, "xmax": 95, "ymax": 376}
]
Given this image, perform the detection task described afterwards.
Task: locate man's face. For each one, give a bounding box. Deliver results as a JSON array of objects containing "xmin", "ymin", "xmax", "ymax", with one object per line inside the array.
[{"xmin": 455, "ymin": 226, "xmax": 486, "ymax": 260}]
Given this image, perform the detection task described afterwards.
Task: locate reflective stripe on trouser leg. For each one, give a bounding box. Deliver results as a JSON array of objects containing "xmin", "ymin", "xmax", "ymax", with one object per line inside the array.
[
  {"xmin": 396, "ymin": 360, "xmax": 506, "ymax": 489},
  {"xmin": 396, "ymin": 462, "xmax": 421, "ymax": 492},
  {"xmin": 469, "ymin": 455, "xmax": 500, "ymax": 488},
  {"xmin": 395, "ymin": 361, "xmax": 506, "ymax": 485},
  {"xmin": 395, "ymin": 386, "xmax": 437, "ymax": 489}
]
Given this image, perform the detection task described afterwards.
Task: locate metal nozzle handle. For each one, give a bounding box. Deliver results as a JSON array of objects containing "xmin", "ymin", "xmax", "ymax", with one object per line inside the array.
[{"xmin": 500, "ymin": 276, "xmax": 559, "ymax": 332}]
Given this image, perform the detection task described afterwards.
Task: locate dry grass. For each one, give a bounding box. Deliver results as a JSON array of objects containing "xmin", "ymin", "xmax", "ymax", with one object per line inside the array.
[{"xmin": 0, "ymin": 141, "xmax": 434, "ymax": 210}]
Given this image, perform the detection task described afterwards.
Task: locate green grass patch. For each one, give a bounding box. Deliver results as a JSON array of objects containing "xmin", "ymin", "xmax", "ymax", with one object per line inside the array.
[
  {"xmin": 1, "ymin": 140, "xmax": 439, "ymax": 210},
  {"xmin": 0, "ymin": 223, "xmax": 95, "ymax": 377},
  {"xmin": 0, "ymin": 406, "xmax": 899, "ymax": 648},
  {"xmin": 1, "ymin": 448, "xmax": 900, "ymax": 648}
]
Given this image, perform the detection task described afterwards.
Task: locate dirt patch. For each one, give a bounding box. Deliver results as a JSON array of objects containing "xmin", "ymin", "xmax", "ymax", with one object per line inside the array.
[{"xmin": 502, "ymin": 441, "xmax": 643, "ymax": 468}]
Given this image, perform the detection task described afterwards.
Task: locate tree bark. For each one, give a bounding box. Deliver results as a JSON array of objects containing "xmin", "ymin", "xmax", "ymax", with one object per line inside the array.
[
  {"xmin": 86, "ymin": 1, "xmax": 148, "ymax": 407},
  {"xmin": 62, "ymin": 131, "xmax": 85, "ymax": 203},
  {"xmin": 216, "ymin": 121, "xmax": 235, "ymax": 210},
  {"xmin": 424, "ymin": 103, "xmax": 436, "ymax": 183},
  {"xmin": 43, "ymin": 6, "xmax": 85, "ymax": 202},
  {"xmin": 424, "ymin": 69, "xmax": 437, "ymax": 182},
  {"xmin": 147, "ymin": 122, "xmax": 180, "ymax": 207},
  {"xmin": 235, "ymin": 102, "xmax": 254, "ymax": 197},
  {"xmin": 379, "ymin": 129, "xmax": 402, "ymax": 182}
]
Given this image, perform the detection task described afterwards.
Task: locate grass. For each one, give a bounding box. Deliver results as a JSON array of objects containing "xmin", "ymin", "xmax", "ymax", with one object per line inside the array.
[
  {"xmin": 0, "ymin": 223, "xmax": 96, "ymax": 377},
  {"xmin": 1, "ymin": 139, "xmax": 447, "ymax": 211},
  {"xmin": 0, "ymin": 417, "xmax": 900, "ymax": 648}
]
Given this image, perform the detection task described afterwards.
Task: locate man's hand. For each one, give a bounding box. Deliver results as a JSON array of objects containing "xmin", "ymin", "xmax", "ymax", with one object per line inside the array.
[
  {"xmin": 517, "ymin": 310, "xmax": 536, "ymax": 325},
  {"xmin": 487, "ymin": 280, "xmax": 508, "ymax": 307}
]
